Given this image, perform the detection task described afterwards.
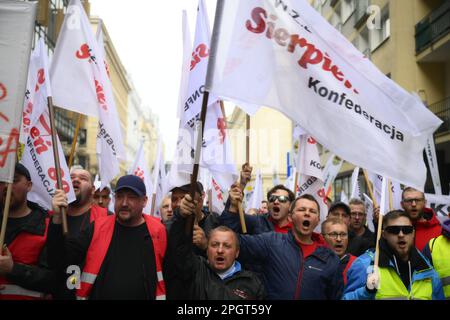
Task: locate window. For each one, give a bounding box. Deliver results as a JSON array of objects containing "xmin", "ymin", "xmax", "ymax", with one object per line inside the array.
[
  {"xmin": 370, "ymin": 6, "xmax": 390, "ymax": 51},
  {"xmin": 341, "ymin": 0, "xmax": 355, "ymax": 23}
]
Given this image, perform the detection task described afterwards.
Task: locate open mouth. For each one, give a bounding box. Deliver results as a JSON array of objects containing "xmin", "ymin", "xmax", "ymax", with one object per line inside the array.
[
  {"xmin": 302, "ymin": 220, "xmax": 310, "ymax": 227},
  {"xmin": 273, "ymin": 207, "xmax": 280, "ymax": 213},
  {"xmin": 215, "ymin": 257, "xmax": 225, "ymax": 263},
  {"xmin": 335, "ymin": 244, "xmax": 344, "ymax": 250},
  {"xmin": 398, "ymin": 240, "xmax": 407, "ymax": 248}
]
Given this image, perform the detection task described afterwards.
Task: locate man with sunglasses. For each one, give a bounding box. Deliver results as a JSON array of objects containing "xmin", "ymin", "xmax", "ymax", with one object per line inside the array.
[
  {"xmin": 343, "ymin": 210, "xmax": 444, "ymax": 300},
  {"xmin": 401, "ymin": 187, "xmax": 442, "ymax": 251},
  {"xmin": 221, "ymin": 184, "xmax": 295, "ymax": 235}
]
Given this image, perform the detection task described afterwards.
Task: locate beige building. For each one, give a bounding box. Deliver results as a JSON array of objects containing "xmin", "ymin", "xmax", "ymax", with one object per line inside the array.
[
  {"xmin": 33, "ymin": 0, "xmax": 160, "ymax": 181},
  {"xmin": 311, "ymin": 0, "xmax": 450, "ymax": 198}
]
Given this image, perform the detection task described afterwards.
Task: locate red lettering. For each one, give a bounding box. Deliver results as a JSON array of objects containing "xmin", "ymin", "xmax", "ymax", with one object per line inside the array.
[
  {"xmin": 76, "ymin": 44, "xmax": 91, "ymax": 59},
  {"xmin": 48, "ymin": 167, "xmax": 70, "ymax": 193},
  {"xmin": 34, "ymin": 68, "xmax": 46, "ymax": 92},
  {"xmin": 190, "ymin": 44, "xmax": 210, "ymax": 71},
  {"xmin": 94, "ymin": 80, "xmax": 107, "ymax": 110},
  {"xmin": 0, "ymin": 82, "xmax": 7, "ymax": 101},
  {"xmin": 0, "ymin": 128, "xmax": 19, "ymax": 168},
  {"xmin": 246, "ymin": 7, "xmax": 267, "ymax": 34},
  {"xmin": 307, "ymin": 136, "xmax": 316, "ymax": 144},
  {"xmin": 30, "ymin": 126, "xmax": 40, "ymax": 139},
  {"xmin": 217, "ymin": 118, "xmax": 226, "ymax": 144}
]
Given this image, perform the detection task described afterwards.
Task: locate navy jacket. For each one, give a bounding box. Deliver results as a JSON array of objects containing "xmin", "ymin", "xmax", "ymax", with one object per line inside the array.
[{"xmin": 237, "ymin": 231, "xmax": 343, "ymax": 300}]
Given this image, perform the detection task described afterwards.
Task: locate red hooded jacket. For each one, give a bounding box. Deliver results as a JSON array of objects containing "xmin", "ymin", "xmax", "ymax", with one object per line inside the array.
[{"xmin": 414, "ymin": 207, "xmax": 442, "ymax": 251}]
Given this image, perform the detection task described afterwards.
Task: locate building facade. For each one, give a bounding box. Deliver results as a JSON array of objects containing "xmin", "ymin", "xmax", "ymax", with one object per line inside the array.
[{"xmin": 311, "ymin": 0, "xmax": 450, "ymax": 198}]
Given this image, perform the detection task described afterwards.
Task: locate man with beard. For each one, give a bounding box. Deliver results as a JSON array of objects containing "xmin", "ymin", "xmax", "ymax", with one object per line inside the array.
[
  {"xmin": 221, "ymin": 193, "xmax": 342, "ymax": 299},
  {"xmin": 49, "ymin": 167, "xmax": 108, "ymax": 299},
  {"xmin": 52, "ymin": 167, "xmax": 108, "ymax": 238},
  {"xmin": 343, "ymin": 210, "xmax": 444, "ymax": 300},
  {"xmin": 0, "ymin": 163, "xmax": 55, "ymax": 299},
  {"xmin": 47, "ymin": 175, "xmax": 167, "ymax": 300},
  {"xmin": 401, "ymin": 187, "xmax": 442, "ymax": 251}
]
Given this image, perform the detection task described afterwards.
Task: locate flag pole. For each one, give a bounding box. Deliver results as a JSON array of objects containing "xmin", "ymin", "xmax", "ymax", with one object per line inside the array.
[
  {"xmin": 185, "ymin": 91, "xmax": 209, "ymax": 236},
  {"xmin": 237, "ymin": 113, "xmax": 249, "ymax": 234},
  {"xmin": 0, "ymin": 183, "xmax": 13, "ymax": 251},
  {"xmin": 373, "ymin": 177, "xmax": 387, "ymax": 274},
  {"xmin": 48, "ymin": 97, "xmax": 69, "ymax": 235},
  {"xmin": 388, "ymin": 179, "xmax": 393, "ymax": 211},
  {"xmin": 150, "ymin": 193, "xmax": 157, "ymax": 216},
  {"xmin": 68, "ymin": 113, "xmax": 83, "ymax": 168},
  {"xmin": 363, "ymin": 169, "xmax": 378, "ymax": 207}
]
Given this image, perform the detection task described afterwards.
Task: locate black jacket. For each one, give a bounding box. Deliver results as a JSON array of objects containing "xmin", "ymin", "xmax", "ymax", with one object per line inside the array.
[
  {"xmin": 164, "ymin": 211, "xmax": 265, "ymax": 300},
  {"xmin": 1, "ymin": 201, "xmax": 56, "ymax": 295},
  {"xmin": 347, "ymin": 227, "xmax": 375, "ymax": 256}
]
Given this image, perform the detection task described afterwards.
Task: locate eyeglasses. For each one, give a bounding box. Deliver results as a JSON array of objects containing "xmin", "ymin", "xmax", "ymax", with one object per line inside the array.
[
  {"xmin": 350, "ymin": 212, "xmax": 366, "ymax": 218},
  {"xmin": 402, "ymin": 198, "xmax": 424, "ymax": 204},
  {"xmin": 325, "ymin": 232, "xmax": 348, "ymax": 239},
  {"xmin": 268, "ymin": 195, "xmax": 290, "ymax": 203},
  {"xmin": 384, "ymin": 225, "xmax": 414, "ymax": 235}
]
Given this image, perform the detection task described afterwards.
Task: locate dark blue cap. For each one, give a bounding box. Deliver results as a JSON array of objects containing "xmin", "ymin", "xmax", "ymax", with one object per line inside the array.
[{"xmin": 115, "ymin": 175, "xmax": 146, "ymax": 196}]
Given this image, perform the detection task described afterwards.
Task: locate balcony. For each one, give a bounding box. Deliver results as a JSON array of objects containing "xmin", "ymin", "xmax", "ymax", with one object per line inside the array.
[
  {"xmin": 354, "ymin": 0, "xmax": 369, "ymax": 29},
  {"xmin": 415, "ymin": 1, "xmax": 450, "ymax": 54},
  {"xmin": 429, "ymin": 96, "xmax": 450, "ymax": 135}
]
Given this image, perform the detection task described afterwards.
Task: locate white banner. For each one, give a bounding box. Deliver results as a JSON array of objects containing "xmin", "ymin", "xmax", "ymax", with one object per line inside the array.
[
  {"xmin": 322, "ymin": 154, "xmax": 344, "ymax": 194},
  {"xmin": 425, "ymin": 193, "xmax": 450, "ymax": 219},
  {"xmin": 129, "ymin": 140, "xmax": 153, "ymax": 214},
  {"xmin": 247, "ymin": 170, "xmax": 263, "ymax": 212},
  {"xmin": 51, "ymin": 0, "xmax": 125, "ymax": 187},
  {"xmin": 21, "ymin": 113, "xmax": 76, "ymax": 210},
  {"xmin": 350, "ymin": 166, "xmax": 362, "ymax": 200},
  {"xmin": 425, "ymin": 135, "xmax": 442, "ymax": 195},
  {"xmin": 206, "ymin": 0, "xmax": 442, "ymax": 190},
  {"xmin": 19, "ymin": 39, "xmax": 75, "ymax": 209},
  {"xmin": 363, "ymin": 193, "xmax": 375, "ymax": 232},
  {"xmin": 0, "ymin": 1, "xmax": 36, "ymax": 183}
]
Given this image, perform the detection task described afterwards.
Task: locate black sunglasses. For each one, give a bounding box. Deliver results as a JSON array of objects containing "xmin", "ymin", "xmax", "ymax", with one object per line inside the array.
[
  {"xmin": 384, "ymin": 225, "xmax": 414, "ymax": 235},
  {"xmin": 268, "ymin": 195, "xmax": 289, "ymax": 203}
]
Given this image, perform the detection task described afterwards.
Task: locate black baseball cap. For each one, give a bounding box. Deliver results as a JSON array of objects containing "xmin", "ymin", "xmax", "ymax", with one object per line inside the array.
[
  {"xmin": 171, "ymin": 182, "xmax": 204, "ymax": 194},
  {"xmin": 15, "ymin": 163, "xmax": 31, "ymax": 181},
  {"xmin": 115, "ymin": 175, "xmax": 146, "ymax": 196},
  {"xmin": 328, "ymin": 202, "xmax": 351, "ymax": 216}
]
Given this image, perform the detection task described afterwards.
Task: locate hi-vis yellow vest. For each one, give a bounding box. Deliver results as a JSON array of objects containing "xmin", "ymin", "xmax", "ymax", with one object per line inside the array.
[
  {"xmin": 375, "ymin": 267, "xmax": 433, "ymax": 300},
  {"xmin": 430, "ymin": 235, "xmax": 450, "ymax": 299}
]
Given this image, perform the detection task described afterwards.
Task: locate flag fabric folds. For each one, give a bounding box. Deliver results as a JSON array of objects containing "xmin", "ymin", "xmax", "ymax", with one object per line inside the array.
[{"xmin": 206, "ymin": 0, "xmax": 442, "ymax": 190}]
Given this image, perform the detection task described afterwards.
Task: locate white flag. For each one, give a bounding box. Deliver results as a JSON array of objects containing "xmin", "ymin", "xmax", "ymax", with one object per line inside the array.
[
  {"xmin": 425, "ymin": 193, "xmax": 450, "ymax": 221},
  {"xmin": 425, "ymin": 135, "xmax": 442, "ymax": 195},
  {"xmin": 19, "ymin": 40, "xmax": 76, "ymax": 209},
  {"xmin": 152, "ymin": 139, "xmax": 168, "ymax": 218},
  {"xmin": 177, "ymin": 10, "xmax": 193, "ymax": 119},
  {"xmin": 340, "ymin": 190, "xmax": 349, "ymax": 205},
  {"xmin": 211, "ymin": 177, "xmax": 226, "ymax": 214},
  {"xmin": 363, "ymin": 193, "xmax": 375, "ymax": 233},
  {"xmin": 295, "ymin": 134, "xmax": 328, "ymax": 227},
  {"xmin": 129, "ymin": 140, "xmax": 153, "ymax": 214},
  {"xmin": 379, "ymin": 176, "xmax": 389, "ymax": 216},
  {"xmin": 350, "ymin": 166, "xmax": 362, "ymax": 200},
  {"xmin": 322, "ymin": 154, "xmax": 344, "ymax": 195},
  {"xmin": 247, "ymin": 170, "xmax": 263, "ymax": 212},
  {"xmin": 0, "ymin": 1, "xmax": 36, "ymax": 183},
  {"xmin": 51, "ymin": 0, "xmax": 125, "ymax": 187},
  {"xmin": 206, "ymin": 0, "xmax": 442, "ymax": 190},
  {"xmin": 21, "ymin": 113, "xmax": 76, "ymax": 210},
  {"xmin": 176, "ymin": 0, "xmax": 238, "ymax": 191}
]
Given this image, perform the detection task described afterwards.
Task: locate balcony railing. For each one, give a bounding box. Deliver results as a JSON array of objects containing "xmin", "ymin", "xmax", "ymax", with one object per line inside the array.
[
  {"xmin": 354, "ymin": 0, "xmax": 369, "ymax": 28},
  {"xmin": 415, "ymin": 1, "xmax": 450, "ymax": 53},
  {"xmin": 429, "ymin": 96, "xmax": 450, "ymax": 135}
]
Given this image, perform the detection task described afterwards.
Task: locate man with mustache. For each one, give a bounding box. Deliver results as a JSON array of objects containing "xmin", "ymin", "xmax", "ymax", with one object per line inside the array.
[
  {"xmin": 222, "ymin": 193, "xmax": 342, "ymax": 299},
  {"xmin": 343, "ymin": 210, "xmax": 444, "ymax": 300},
  {"xmin": 47, "ymin": 175, "xmax": 167, "ymax": 300}
]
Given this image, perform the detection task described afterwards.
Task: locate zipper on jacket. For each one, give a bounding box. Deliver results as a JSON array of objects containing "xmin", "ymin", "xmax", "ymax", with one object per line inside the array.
[{"xmin": 294, "ymin": 249, "xmax": 304, "ymax": 299}]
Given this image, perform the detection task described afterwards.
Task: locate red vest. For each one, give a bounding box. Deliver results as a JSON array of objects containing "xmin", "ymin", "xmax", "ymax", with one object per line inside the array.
[
  {"xmin": 76, "ymin": 215, "xmax": 166, "ymax": 300},
  {"xmin": 0, "ymin": 217, "xmax": 50, "ymax": 300},
  {"xmin": 89, "ymin": 205, "xmax": 108, "ymax": 222}
]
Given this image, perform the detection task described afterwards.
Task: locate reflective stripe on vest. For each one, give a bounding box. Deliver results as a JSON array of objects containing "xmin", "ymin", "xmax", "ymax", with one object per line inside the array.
[
  {"xmin": 430, "ymin": 235, "xmax": 450, "ymax": 299},
  {"xmin": 76, "ymin": 215, "xmax": 167, "ymax": 300},
  {"xmin": 0, "ymin": 284, "xmax": 44, "ymax": 299},
  {"xmin": 375, "ymin": 267, "xmax": 433, "ymax": 300}
]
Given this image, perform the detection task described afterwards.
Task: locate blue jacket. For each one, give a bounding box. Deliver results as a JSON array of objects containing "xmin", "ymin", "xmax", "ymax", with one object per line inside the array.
[
  {"xmin": 237, "ymin": 230, "xmax": 343, "ymax": 300},
  {"xmin": 220, "ymin": 204, "xmax": 274, "ymax": 234},
  {"xmin": 343, "ymin": 242, "xmax": 444, "ymax": 300}
]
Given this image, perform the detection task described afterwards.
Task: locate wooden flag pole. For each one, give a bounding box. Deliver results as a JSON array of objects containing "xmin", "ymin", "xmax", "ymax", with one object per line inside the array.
[
  {"xmin": 363, "ymin": 169, "xmax": 378, "ymax": 207},
  {"xmin": 150, "ymin": 193, "xmax": 157, "ymax": 216},
  {"xmin": 48, "ymin": 97, "xmax": 69, "ymax": 235},
  {"xmin": 388, "ymin": 179, "xmax": 393, "ymax": 211},
  {"xmin": 237, "ymin": 112, "xmax": 250, "ymax": 234},
  {"xmin": 68, "ymin": 113, "xmax": 83, "ymax": 168},
  {"xmin": 0, "ymin": 183, "xmax": 13, "ymax": 251},
  {"xmin": 185, "ymin": 91, "xmax": 210, "ymax": 236}
]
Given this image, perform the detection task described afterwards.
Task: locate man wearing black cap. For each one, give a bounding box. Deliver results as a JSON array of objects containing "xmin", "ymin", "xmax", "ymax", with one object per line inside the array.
[
  {"xmin": 328, "ymin": 201, "xmax": 374, "ymax": 256},
  {"xmin": 47, "ymin": 175, "xmax": 167, "ymax": 300},
  {"xmin": 0, "ymin": 163, "xmax": 56, "ymax": 299}
]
